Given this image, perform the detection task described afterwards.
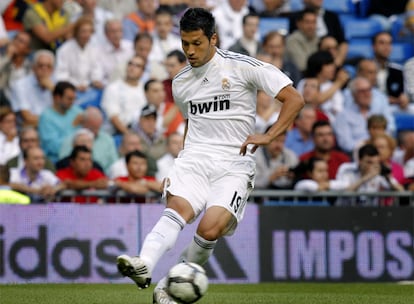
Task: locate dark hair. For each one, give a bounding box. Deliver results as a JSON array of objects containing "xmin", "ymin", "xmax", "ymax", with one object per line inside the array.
[
  {"xmin": 0, "ymin": 106, "xmax": 14, "ymax": 122},
  {"xmin": 367, "ymin": 114, "xmax": 387, "ymax": 129},
  {"xmin": 242, "ymin": 12, "xmax": 259, "ymax": 25},
  {"xmin": 372, "ymin": 31, "xmax": 392, "ymax": 45},
  {"xmin": 180, "ymin": 8, "xmax": 216, "ymax": 40},
  {"xmin": 166, "ymin": 49, "xmax": 187, "ymax": 63},
  {"xmin": 70, "ymin": 145, "xmax": 91, "ymax": 160},
  {"xmin": 155, "ymin": 6, "xmax": 173, "ymax": 17},
  {"xmin": 296, "ymin": 8, "xmax": 318, "ymax": 22},
  {"xmin": 307, "ymin": 157, "xmax": 325, "ymax": 173},
  {"xmin": 144, "ymin": 78, "xmax": 160, "ymax": 92},
  {"xmin": 305, "ymin": 50, "xmax": 335, "ymax": 77},
  {"xmin": 134, "ymin": 32, "xmax": 153, "ymax": 46},
  {"xmin": 311, "ymin": 120, "xmax": 331, "ymax": 136},
  {"xmin": 358, "ymin": 144, "xmax": 379, "ymax": 160},
  {"xmin": 53, "ymin": 81, "xmax": 76, "ymax": 97},
  {"xmin": 0, "ymin": 165, "xmax": 10, "ymax": 183},
  {"xmin": 125, "ymin": 150, "xmax": 147, "ymax": 164}
]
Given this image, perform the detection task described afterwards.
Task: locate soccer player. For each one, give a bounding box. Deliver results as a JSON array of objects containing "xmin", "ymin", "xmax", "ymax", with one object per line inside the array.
[{"xmin": 117, "ymin": 7, "xmax": 304, "ymax": 303}]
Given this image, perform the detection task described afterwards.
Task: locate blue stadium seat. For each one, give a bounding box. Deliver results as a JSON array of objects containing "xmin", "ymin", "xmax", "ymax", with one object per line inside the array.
[
  {"xmin": 323, "ymin": 0, "xmax": 356, "ymax": 15},
  {"xmin": 355, "ymin": 0, "xmax": 371, "ymax": 17},
  {"xmin": 259, "ymin": 17, "xmax": 290, "ymax": 39},
  {"xmin": 394, "ymin": 113, "xmax": 414, "ymax": 132},
  {"xmin": 346, "ymin": 38, "xmax": 373, "ymax": 59},
  {"xmin": 290, "ymin": 0, "xmax": 304, "ymax": 11},
  {"xmin": 342, "ymin": 17, "xmax": 383, "ymax": 40},
  {"xmin": 390, "ymin": 42, "xmax": 414, "ymax": 64}
]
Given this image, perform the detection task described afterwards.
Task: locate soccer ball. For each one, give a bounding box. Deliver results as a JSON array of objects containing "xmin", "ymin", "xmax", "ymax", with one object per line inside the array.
[{"xmin": 167, "ymin": 262, "xmax": 209, "ymax": 304}]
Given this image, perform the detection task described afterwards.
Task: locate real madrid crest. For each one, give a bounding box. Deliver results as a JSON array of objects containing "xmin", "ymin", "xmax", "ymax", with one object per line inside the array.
[{"xmin": 221, "ymin": 78, "xmax": 231, "ymax": 91}]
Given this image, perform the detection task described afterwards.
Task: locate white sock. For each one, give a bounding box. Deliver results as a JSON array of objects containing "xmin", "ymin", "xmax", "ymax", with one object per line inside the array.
[
  {"xmin": 179, "ymin": 233, "xmax": 217, "ymax": 266},
  {"xmin": 139, "ymin": 208, "xmax": 186, "ymax": 274}
]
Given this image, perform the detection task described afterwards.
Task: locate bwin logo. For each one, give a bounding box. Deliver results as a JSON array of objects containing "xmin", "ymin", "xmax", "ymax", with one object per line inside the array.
[{"xmin": 189, "ymin": 95, "xmax": 230, "ymax": 115}]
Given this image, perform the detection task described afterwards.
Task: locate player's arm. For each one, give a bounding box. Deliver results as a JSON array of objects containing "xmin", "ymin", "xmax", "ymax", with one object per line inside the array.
[{"xmin": 240, "ymin": 85, "xmax": 304, "ymax": 155}]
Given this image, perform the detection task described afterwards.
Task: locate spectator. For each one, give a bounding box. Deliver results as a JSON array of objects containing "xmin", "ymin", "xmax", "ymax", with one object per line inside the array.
[
  {"xmin": 255, "ymin": 90, "xmax": 280, "ymax": 134},
  {"xmin": 59, "ymin": 107, "xmax": 118, "ymax": 173},
  {"xmin": 163, "ymin": 49, "xmax": 187, "ymax": 104},
  {"xmin": 336, "ymin": 144, "xmax": 404, "ymax": 206},
  {"xmin": 285, "ymin": 8, "xmax": 319, "ymax": 73},
  {"xmin": 370, "ymin": 133, "xmax": 406, "ymax": 185},
  {"xmin": 393, "ymin": 130, "xmax": 414, "ymax": 178},
  {"xmin": 255, "ymin": 131, "xmax": 298, "ymax": 189},
  {"xmin": 144, "ymin": 79, "xmax": 183, "ymax": 137},
  {"xmin": 132, "ymin": 104, "xmax": 167, "ymax": 160},
  {"xmin": 22, "ymin": 0, "xmax": 74, "ymax": 51},
  {"xmin": 123, "ymin": 0, "xmax": 156, "ymax": 41},
  {"xmin": 229, "ymin": 12, "xmax": 262, "ymax": 58},
  {"xmin": 10, "ymin": 49, "xmax": 55, "ymax": 127},
  {"xmin": 9, "ymin": 147, "xmax": 64, "ymax": 203},
  {"xmin": 294, "ymin": 157, "xmax": 348, "ymax": 192},
  {"xmin": 0, "ymin": 31, "xmax": 31, "ymax": 107},
  {"xmin": 212, "ymin": 0, "xmax": 251, "ymax": 50},
  {"xmin": 299, "ymin": 120, "xmax": 350, "ymax": 179},
  {"xmin": 55, "ymin": 16, "xmax": 104, "ymax": 107},
  {"xmin": 38, "ymin": 81, "xmax": 83, "ymax": 163},
  {"xmin": 6, "ymin": 127, "xmax": 55, "ymax": 172},
  {"xmin": 114, "ymin": 150, "xmax": 162, "ymax": 199},
  {"xmin": 285, "ymin": 104, "xmax": 316, "ymax": 156},
  {"xmin": 0, "ymin": 106, "xmax": 19, "ymax": 165},
  {"xmin": 56, "ymin": 127, "xmax": 104, "ymax": 173},
  {"xmin": 0, "ymin": 165, "xmax": 30, "ymax": 205},
  {"xmin": 403, "ymin": 56, "xmax": 414, "ymax": 105},
  {"xmin": 109, "ymin": 132, "xmax": 157, "ymax": 179},
  {"xmin": 97, "ymin": 0, "xmax": 137, "ymax": 19},
  {"xmin": 148, "ymin": 7, "xmax": 181, "ymax": 80},
  {"xmin": 372, "ymin": 31, "xmax": 409, "ymax": 112},
  {"xmin": 156, "ymin": 132, "xmax": 184, "ymax": 181},
  {"xmin": 298, "ymin": 77, "xmax": 329, "ymax": 121},
  {"xmin": 56, "ymin": 145, "xmax": 108, "ymax": 203},
  {"xmin": 257, "ymin": 31, "xmax": 301, "ymax": 85},
  {"xmin": 99, "ymin": 19, "xmax": 134, "ymax": 84},
  {"xmin": 298, "ymin": 50, "xmax": 348, "ymax": 122},
  {"xmin": 258, "ymin": 0, "xmax": 291, "ymax": 17},
  {"xmin": 101, "ymin": 55, "xmax": 147, "ymax": 135}
]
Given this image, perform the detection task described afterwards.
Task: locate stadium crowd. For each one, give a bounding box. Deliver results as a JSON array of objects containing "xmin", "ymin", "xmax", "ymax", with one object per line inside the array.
[{"xmin": 0, "ymin": 0, "xmax": 414, "ymax": 205}]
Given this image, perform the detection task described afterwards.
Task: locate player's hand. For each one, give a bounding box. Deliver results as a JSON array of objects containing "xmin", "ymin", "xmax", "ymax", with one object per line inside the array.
[{"xmin": 240, "ymin": 133, "xmax": 272, "ymax": 156}]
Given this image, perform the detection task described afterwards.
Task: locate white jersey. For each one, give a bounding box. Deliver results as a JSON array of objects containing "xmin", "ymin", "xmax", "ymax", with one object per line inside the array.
[{"xmin": 172, "ymin": 49, "xmax": 292, "ymax": 159}]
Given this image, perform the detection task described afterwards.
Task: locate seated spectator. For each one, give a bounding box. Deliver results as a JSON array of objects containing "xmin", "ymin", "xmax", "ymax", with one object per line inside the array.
[
  {"xmin": 0, "ymin": 165, "xmax": 30, "ymax": 205},
  {"xmin": 10, "ymin": 49, "xmax": 55, "ymax": 127},
  {"xmin": 156, "ymin": 132, "xmax": 184, "ymax": 181},
  {"xmin": 255, "ymin": 131, "xmax": 298, "ymax": 189},
  {"xmin": 144, "ymin": 79, "xmax": 183, "ymax": 137},
  {"xmin": 285, "ymin": 104, "xmax": 316, "ymax": 156},
  {"xmin": 336, "ymin": 144, "xmax": 404, "ymax": 206},
  {"xmin": 38, "ymin": 81, "xmax": 83, "ymax": 163},
  {"xmin": 131, "ymin": 104, "xmax": 167, "ymax": 160},
  {"xmin": 9, "ymin": 147, "xmax": 64, "ymax": 203},
  {"xmin": 101, "ymin": 55, "xmax": 147, "ymax": 135},
  {"xmin": 404, "ymin": 55, "xmax": 414, "ymax": 105},
  {"xmin": 22, "ymin": 0, "xmax": 75, "ymax": 52},
  {"xmin": 229, "ymin": 12, "xmax": 262, "ymax": 58},
  {"xmin": 393, "ymin": 130, "xmax": 414, "ymax": 179},
  {"xmin": 55, "ymin": 16, "xmax": 104, "ymax": 108},
  {"xmin": 109, "ymin": 132, "xmax": 157, "ymax": 179},
  {"xmin": 114, "ymin": 150, "xmax": 162, "ymax": 202},
  {"xmin": 0, "ymin": 31, "xmax": 31, "ymax": 108},
  {"xmin": 255, "ymin": 90, "xmax": 280, "ymax": 134},
  {"xmin": 294, "ymin": 157, "xmax": 349, "ymax": 192},
  {"xmin": 163, "ymin": 49, "xmax": 187, "ymax": 104},
  {"xmin": 99, "ymin": 19, "xmax": 134, "ymax": 84},
  {"xmin": 122, "ymin": 0, "xmax": 156, "ymax": 41},
  {"xmin": 6, "ymin": 127, "xmax": 55, "ymax": 172},
  {"xmin": 56, "ymin": 145, "xmax": 109, "ymax": 203},
  {"xmin": 59, "ymin": 107, "xmax": 118, "ymax": 173},
  {"xmin": 0, "ymin": 106, "xmax": 19, "ymax": 165},
  {"xmin": 56, "ymin": 127, "xmax": 104, "ymax": 173},
  {"xmin": 299, "ymin": 120, "xmax": 350, "ymax": 179},
  {"xmin": 299, "ymin": 77, "xmax": 329, "ymax": 122}
]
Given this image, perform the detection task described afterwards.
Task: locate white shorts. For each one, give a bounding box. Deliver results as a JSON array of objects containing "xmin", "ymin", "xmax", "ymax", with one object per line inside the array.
[{"xmin": 164, "ymin": 153, "xmax": 255, "ymax": 230}]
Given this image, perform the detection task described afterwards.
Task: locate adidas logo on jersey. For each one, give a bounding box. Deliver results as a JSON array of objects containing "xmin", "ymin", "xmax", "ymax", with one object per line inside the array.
[
  {"xmin": 189, "ymin": 94, "xmax": 230, "ymax": 115},
  {"xmin": 201, "ymin": 77, "xmax": 209, "ymax": 85}
]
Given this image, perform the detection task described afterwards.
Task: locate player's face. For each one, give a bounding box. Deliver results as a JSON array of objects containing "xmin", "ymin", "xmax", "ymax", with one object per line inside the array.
[{"xmin": 180, "ymin": 29, "xmax": 217, "ymax": 67}]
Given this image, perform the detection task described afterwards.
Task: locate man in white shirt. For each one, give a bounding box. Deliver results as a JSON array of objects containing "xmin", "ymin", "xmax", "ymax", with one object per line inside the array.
[
  {"xmin": 156, "ymin": 132, "xmax": 184, "ymax": 181},
  {"xmin": 116, "ymin": 8, "xmax": 304, "ymax": 304},
  {"xmin": 101, "ymin": 55, "xmax": 147, "ymax": 135}
]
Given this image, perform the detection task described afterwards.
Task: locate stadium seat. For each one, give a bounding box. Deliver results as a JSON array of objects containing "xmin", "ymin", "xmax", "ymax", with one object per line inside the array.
[
  {"xmin": 355, "ymin": 0, "xmax": 371, "ymax": 17},
  {"xmin": 389, "ymin": 42, "xmax": 414, "ymax": 64},
  {"xmin": 323, "ymin": 0, "xmax": 356, "ymax": 15},
  {"xmin": 394, "ymin": 113, "xmax": 414, "ymax": 132},
  {"xmin": 346, "ymin": 38, "xmax": 373, "ymax": 59},
  {"xmin": 290, "ymin": 0, "xmax": 304, "ymax": 11},
  {"xmin": 342, "ymin": 17, "xmax": 383, "ymax": 40},
  {"xmin": 259, "ymin": 17, "xmax": 290, "ymax": 39}
]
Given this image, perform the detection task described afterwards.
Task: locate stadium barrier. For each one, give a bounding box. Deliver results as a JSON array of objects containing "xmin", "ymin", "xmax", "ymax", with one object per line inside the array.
[{"xmin": 1, "ymin": 193, "xmax": 413, "ymax": 284}]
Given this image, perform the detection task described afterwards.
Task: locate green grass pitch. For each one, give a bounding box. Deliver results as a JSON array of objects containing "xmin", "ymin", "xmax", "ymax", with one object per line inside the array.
[{"xmin": 1, "ymin": 283, "xmax": 414, "ymax": 304}]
